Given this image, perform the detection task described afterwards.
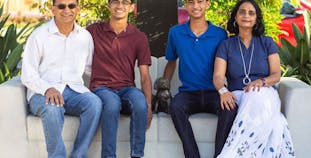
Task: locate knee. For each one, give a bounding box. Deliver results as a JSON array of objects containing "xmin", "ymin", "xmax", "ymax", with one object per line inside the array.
[
  {"xmin": 93, "ymin": 89, "xmax": 121, "ymax": 113},
  {"xmin": 102, "ymin": 100, "xmax": 121, "ymax": 115},
  {"xmin": 41, "ymin": 105, "xmax": 64, "ymax": 118},
  {"xmin": 127, "ymin": 88, "xmax": 145, "ymax": 100},
  {"xmin": 132, "ymin": 101, "xmax": 148, "ymax": 114},
  {"xmin": 127, "ymin": 88, "xmax": 148, "ymax": 113},
  {"xmin": 86, "ymin": 94, "xmax": 103, "ymax": 115},
  {"xmin": 229, "ymin": 106, "xmax": 238, "ymax": 115},
  {"xmin": 169, "ymin": 102, "xmax": 180, "ymax": 115},
  {"xmin": 219, "ymin": 108, "xmax": 237, "ymax": 118}
]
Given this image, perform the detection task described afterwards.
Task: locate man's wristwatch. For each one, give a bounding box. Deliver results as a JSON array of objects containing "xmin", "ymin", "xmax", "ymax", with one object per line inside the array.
[{"xmin": 218, "ymin": 87, "xmax": 229, "ymax": 95}]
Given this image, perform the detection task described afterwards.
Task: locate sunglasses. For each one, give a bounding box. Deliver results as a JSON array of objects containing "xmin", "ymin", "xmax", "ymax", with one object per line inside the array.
[
  {"xmin": 54, "ymin": 3, "xmax": 77, "ymax": 10},
  {"xmin": 109, "ymin": 0, "xmax": 132, "ymax": 6}
]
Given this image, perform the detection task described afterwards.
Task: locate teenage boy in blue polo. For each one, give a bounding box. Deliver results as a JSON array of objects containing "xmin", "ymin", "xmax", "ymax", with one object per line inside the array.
[{"xmin": 162, "ymin": 0, "xmax": 237, "ymax": 157}]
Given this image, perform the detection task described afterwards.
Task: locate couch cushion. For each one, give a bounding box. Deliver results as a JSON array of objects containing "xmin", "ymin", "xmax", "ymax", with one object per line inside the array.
[
  {"xmin": 27, "ymin": 112, "xmax": 217, "ymax": 143},
  {"xmin": 158, "ymin": 112, "xmax": 218, "ymax": 142},
  {"xmin": 27, "ymin": 114, "xmax": 158, "ymax": 142}
]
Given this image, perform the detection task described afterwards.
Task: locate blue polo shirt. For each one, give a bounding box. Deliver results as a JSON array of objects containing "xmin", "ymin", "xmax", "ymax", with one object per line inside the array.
[
  {"xmin": 166, "ymin": 21, "xmax": 227, "ymax": 92},
  {"xmin": 216, "ymin": 35, "xmax": 279, "ymax": 91}
]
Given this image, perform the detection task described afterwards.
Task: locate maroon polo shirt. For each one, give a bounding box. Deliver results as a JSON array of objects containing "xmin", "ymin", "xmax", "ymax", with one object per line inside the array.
[{"xmin": 87, "ymin": 21, "xmax": 151, "ymax": 90}]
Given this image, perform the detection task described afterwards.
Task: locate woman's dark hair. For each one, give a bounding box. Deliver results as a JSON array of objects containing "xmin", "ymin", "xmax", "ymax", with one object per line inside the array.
[
  {"xmin": 53, "ymin": 0, "xmax": 79, "ymax": 5},
  {"xmin": 227, "ymin": 0, "xmax": 265, "ymax": 36}
]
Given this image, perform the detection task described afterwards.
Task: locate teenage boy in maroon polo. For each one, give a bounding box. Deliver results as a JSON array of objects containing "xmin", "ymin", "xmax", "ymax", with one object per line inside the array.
[{"xmin": 86, "ymin": 0, "xmax": 152, "ymax": 158}]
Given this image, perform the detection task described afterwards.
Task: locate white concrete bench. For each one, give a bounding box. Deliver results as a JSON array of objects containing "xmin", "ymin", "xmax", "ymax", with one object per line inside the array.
[{"xmin": 0, "ymin": 56, "xmax": 311, "ymax": 158}]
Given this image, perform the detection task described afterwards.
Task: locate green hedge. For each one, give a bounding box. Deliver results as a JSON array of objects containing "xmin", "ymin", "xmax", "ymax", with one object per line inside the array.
[{"xmin": 33, "ymin": 0, "xmax": 283, "ymax": 39}]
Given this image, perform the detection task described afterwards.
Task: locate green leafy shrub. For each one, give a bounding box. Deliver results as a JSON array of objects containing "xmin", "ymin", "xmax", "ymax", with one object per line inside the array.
[
  {"xmin": 278, "ymin": 11, "xmax": 311, "ymax": 85},
  {"xmin": 33, "ymin": 0, "xmax": 283, "ymax": 39},
  {"xmin": 78, "ymin": 0, "xmax": 110, "ymax": 26},
  {"xmin": 32, "ymin": 0, "xmax": 136, "ymax": 26},
  {"xmin": 0, "ymin": 4, "xmax": 33, "ymax": 84},
  {"xmin": 206, "ymin": 0, "xmax": 284, "ymax": 41}
]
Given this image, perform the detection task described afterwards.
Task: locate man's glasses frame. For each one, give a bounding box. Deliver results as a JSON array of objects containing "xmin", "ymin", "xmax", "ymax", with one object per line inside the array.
[
  {"xmin": 54, "ymin": 3, "xmax": 77, "ymax": 10},
  {"xmin": 109, "ymin": 0, "xmax": 132, "ymax": 6}
]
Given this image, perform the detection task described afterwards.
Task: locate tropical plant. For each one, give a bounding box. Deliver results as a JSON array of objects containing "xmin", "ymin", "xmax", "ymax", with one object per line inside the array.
[
  {"xmin": 278, "ymin": 11, "xmax": 311, "ymax": 85},
  {"xmin": 206, "ymin": 0, "xmax": 284, "ymax": 41},
  {"xmin": 0, "ymin": 4, "xmax": 32, "ymax": 84}
]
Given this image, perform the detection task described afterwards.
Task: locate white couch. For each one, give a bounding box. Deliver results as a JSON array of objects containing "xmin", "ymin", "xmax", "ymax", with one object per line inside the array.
[{"xmin": 0, "ymin": 56, "xmax": 311, "ymax": 158}]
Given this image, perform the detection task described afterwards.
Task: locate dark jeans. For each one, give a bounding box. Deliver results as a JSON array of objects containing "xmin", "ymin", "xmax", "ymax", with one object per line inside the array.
[{"xmin": 169, "ymin": 90, "xmax": 237, "ymax": 158}]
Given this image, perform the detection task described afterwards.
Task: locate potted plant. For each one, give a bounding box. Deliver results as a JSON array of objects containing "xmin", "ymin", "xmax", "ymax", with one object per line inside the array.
[
  {"xmin": 0, "ymin": 4, "xmax": 32, "ymax": 84},
  {"xmin": 278, "ymin": 11, "xmax": 311, "ymax": 85}
]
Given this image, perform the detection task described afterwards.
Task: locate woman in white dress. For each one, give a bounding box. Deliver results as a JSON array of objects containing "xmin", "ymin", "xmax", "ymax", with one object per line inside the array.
[{"xmin": 213, "ymin": 0, "xmax": 295, "ymax": 157}]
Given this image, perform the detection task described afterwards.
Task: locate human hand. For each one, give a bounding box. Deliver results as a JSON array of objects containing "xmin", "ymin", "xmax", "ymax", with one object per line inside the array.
[
  {"xmin": 220, "ymin": 92, "xmax": 236, "ymax": 111},
  {"xmin": 147, "ymin": 104, "xmax": 153, "ymax": 130},
  {"xmin": 244, "ymin": 79, "xmax": 264, "ymax": 92},
  {"xmin": 45, "ymin": 87, "xmax": 64, "ymax": 107}
]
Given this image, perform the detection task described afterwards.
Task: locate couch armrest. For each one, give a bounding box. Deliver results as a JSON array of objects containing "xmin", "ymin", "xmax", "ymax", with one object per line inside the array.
[
  {"xmin": 0, "ymin": 76, "xmax": 29, "ymax": 157},
  {"xmin": 278, "ymin": 77, "xmax": 311, "ymax": 158}
]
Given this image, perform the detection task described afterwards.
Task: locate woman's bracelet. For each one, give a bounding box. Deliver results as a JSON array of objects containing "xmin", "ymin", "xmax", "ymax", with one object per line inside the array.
[{"xmin": 218, "ymin": 87, "xmax": 229, "ymax": 95}]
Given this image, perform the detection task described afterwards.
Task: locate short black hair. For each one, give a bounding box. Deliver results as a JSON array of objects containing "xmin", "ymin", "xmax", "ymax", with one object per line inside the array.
[
  {"xmin": 53, "ymin": 0, "xmax": 79, "ymax": 5},
  {"xmin": 227, "ymin": 0, "xmax": 265, "ymax": 36}
]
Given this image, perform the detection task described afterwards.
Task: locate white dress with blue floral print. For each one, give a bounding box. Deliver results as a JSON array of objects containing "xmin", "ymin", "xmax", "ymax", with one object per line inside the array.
[{"xmin": 217, "ymin": 87, "xmax": 295, "ymax": 158}]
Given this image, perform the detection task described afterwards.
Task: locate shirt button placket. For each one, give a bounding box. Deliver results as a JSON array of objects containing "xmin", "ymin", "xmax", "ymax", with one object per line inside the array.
[
  {"xmin": 62, "ymin": 37, "xmax": 69, "ymax": 84},
  {"xmin": 194, "ymin": 38, "xmax": 199, "ymax": 47}
]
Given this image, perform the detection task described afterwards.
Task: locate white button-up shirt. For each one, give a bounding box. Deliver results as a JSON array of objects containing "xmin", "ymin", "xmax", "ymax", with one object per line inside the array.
[{"xmin": 21, "ymin": 19, "xmax": 94, "ymax": 101}]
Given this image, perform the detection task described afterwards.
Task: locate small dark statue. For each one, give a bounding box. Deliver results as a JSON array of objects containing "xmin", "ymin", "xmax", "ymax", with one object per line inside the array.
[{"xmin": 152, "ymin": 77, "xmax": 171, "ymax": 113}]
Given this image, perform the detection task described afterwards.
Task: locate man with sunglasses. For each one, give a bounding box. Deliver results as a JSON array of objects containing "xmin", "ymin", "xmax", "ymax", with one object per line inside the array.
[
  {"xmin": 21, "ymin": 0, "xmax": 102, "ymax": 157},
  {"xmin": 162, "ymin": 0, "xmax": 237, "ymax": 158},
  {"xmin": 86, "ymin": 0, "xmax": 152, "ymax": 158}
]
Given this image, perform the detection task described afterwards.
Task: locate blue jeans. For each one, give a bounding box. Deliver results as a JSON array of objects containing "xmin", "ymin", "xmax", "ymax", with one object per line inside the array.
[
  {"xmin": 170, "ymin": 90, "xmax": 237, "ymax": 158},
  {"xmin": 29, "ymin": 86, "xmax": 102, "ymax": 158},
  {"xmin": 93, "ymin": 86, "xmax": 148, "ymax": 158}
]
